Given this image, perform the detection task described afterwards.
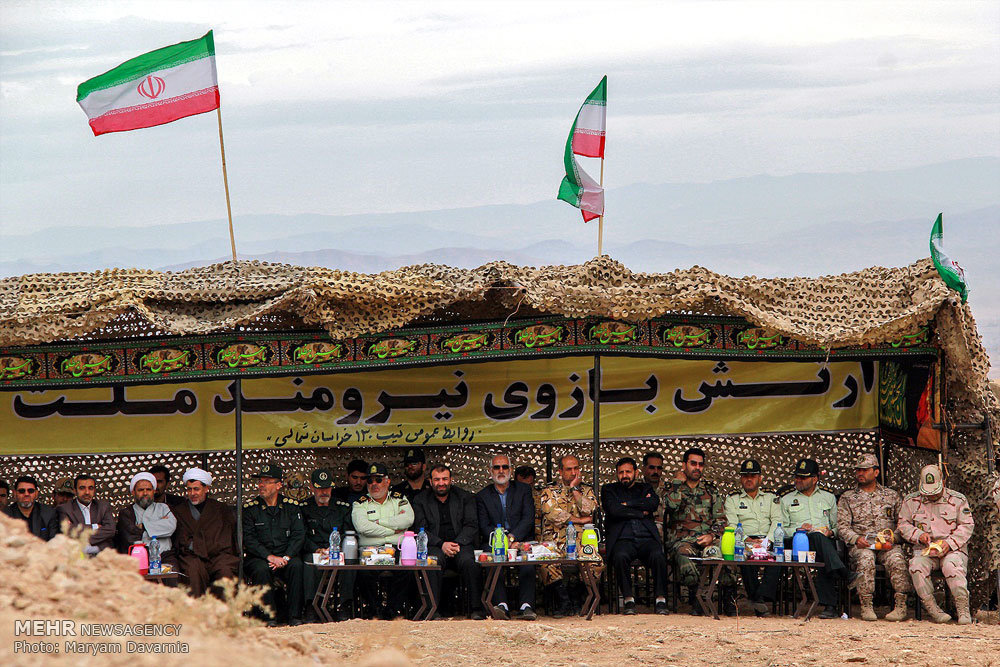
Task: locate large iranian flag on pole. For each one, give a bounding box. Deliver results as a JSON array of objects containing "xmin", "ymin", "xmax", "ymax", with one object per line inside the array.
[
  {"xmin": 557, "ymin": 76, "xmax": 606, "ymax": 222},
  {"xmin": 77, "ymin": 31, "xmax": 219, "ymax": 136},
  {"xmin": 929, "ymin": 213, "xmax": 969, "ymax": 303}
]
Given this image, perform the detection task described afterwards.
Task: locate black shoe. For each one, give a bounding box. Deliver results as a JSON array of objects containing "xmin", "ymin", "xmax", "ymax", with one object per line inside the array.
[
  {"xmin": 287, "ymin": 617, "xmax": 304, "ymax": 627},
  {"xmin": 751, "ymin": 600, "xmax": 771, "ymax": 617},
  {"xmin": 845, "ymin": 571, "xmax": 861, "ymax": 590},
  {"xmin": 302, "ymin": 609, "xmax": 319, "ymax": 624},
  {"xmin": 470, "ymin": 610, "xmax": 486, "ymax": 621},
  {"xmin": 491, "ymin": 604, "xmax": 510, "ymax": 620},
  {"xmin": 688, "ymin": 590, "xmax": 703, "ymax": 616},
  {"xmin": 335, "ymin": 608, "xmax": 352, "ymax": 622},
  {"xmin": 515, "ymin": 605, "xmax": 537, "ymax": 621},
  {"xmin": 623, "ymin": 600, "xmax": 637, "ymax": 615},
  {"xmin": 265, "ymin": 619, "xmax": 279, "ymax": 628},
  {"xmin": 819, "ymin": 605, "xmax": 840, "ymax": 619},
  {"xmin": 655, "ymin": 601, "xmax": 669, "ymax": 615}
]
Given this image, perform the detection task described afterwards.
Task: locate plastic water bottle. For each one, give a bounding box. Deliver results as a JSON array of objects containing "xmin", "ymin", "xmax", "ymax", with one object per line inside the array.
[
  {"xmin": 566, "ymin": 522, "xmax": 577, "ymax": 560},
  {"xmin": 416, "ymin": 527, "xmax": 429, "ymax": 566},
  {"xmin": 734, "ymin": 523, "xmax": 745, "ymax": 562},
  {"xmin": 491, "ymin": 524, "xmax": 507, "ymax": 562},
  {"xmin": 773, "ymin": 522, "xmax": 785, "ymax": 561},
  {"xmin": 148, "ymin": 536, "xmax": 161, "ymax": 574},
  {"xmin": 329, "ymin": 528, "xmax": 341, "ymax": 564}
]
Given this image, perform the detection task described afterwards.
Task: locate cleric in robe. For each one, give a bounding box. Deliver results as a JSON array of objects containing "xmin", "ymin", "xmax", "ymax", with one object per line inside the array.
[
  {"xmin": 172, "ymin": 467, "xmax": 240, "ymax": 597},
  {"xmin": 115, "ymin": 472, "xmax": 179, "ymax": 568}
]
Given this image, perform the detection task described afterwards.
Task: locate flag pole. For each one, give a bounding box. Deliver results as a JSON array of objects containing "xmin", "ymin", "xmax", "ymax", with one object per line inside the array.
[
  {"xmin": 216, "ymin": 107, "xmax": 238, "ymax": 263},
  {"xmin": 597, "ymin": 157, "xmax": 605, "ymax": 256}
]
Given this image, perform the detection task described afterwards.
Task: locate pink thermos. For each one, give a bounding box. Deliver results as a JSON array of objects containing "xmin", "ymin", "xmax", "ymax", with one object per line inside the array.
[
  {"xmin": 399, "ymin": 531, "xmax": 417, "ymax": 566},
  {"xmin": 128, "ymin": 542, "xmax": 149, "ymax": 574}
]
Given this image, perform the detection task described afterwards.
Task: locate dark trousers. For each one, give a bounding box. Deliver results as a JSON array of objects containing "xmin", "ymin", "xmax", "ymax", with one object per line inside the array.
[
  {"xmin": 358, "ymin": 570, "xmax": 409, "ymax": 616},
  {"xmin": 491, "ymin": 563, "xmax": 537, "ymax": 608},
  {"xmin": 610, "ymin": 537, "xmax": 667, "ymax": 599},
  {"xmin": 428, "ymin": 546, "xmax": 481, "ymax": 614},
  {"xmin": 757, "ymin": 533, "xmax": 847, "ymax": 607},
  {"xmin": 177, "ymin": 550, "xmax": 239, "ymax": 597},
  {"xmin": 245, "ymin": 556, "xmax": 305, "ymax": 619},
  {"xmin": 303, "ymin": 563, "xmax": 355, "ymax": 610},
  {"xmin": 740, "ymin": 564, "xmax": 763, "ymax": 601}
]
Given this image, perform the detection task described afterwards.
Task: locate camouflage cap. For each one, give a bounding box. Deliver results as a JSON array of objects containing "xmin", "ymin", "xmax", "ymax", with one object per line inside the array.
[
  {"xmin": 55, "ymin": 477, "xmax": 76, "ymax": 495},
  {"xmin": 739, "ymin": 459, "xmax": 762, "ymax": 475},
  {"xmin": 311, "ymin": 468, "xmax": 334, "ymax": 488},
  {"xmin": 253, "ymin": 463, "xmax": 283, "ymax": 480},
  {"xmin": 853, "ymin": 453, "xmax": 879, "ymax": 469},
  {"xmin": 919, "ymin": 464, "xmax": 944, "ymax": 495}
]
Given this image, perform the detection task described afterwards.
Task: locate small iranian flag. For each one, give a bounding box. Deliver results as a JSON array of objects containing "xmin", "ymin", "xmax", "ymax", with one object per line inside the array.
[
  {"xmin": 77, "ymin": 31, "xmax": 219, "ymax": 136},
  {"xmin": 929, "ymin": 213, "xmax": 969, "ymax": 303},
  {"xmin": 557, "ymin": 76, "xmax": 606, "ymax": 222}
]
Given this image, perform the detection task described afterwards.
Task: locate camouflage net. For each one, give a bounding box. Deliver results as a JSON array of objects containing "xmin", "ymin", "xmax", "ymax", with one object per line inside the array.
[{"xmin": 1, "ymin": 255, "xmax": 997, "ymax": 602}]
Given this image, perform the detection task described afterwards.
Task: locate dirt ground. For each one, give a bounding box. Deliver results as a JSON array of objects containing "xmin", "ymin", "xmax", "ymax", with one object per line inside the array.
[{"xmin": 3, "ymin": 513, "xmax": 999, "ymax": 667}]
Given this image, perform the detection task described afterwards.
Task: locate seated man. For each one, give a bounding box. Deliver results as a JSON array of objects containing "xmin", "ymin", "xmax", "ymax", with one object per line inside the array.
[
  {"xmin": 57, "ymin": 474, "xmax": 116, "ymax": 555},
  {"xmin": 115, "ymin": 472, "xmax": 178, "ymax": 568},
  {"xmin": 724, "ymin": 458, "xmax": 781, "ymax": 617},
  {"xmin": 601, "ymin": 457, "xmax": 668, "ymax": 615},
  {"xmin": 150, "ymin": 464, "xmax": 186, "ymax": 508},
  {"xmin": 899, "ymin": 464, "xmax": 974, "ymax": 624},
  {"xmin": 352, "ymin": 463, "xmax": 414, "ymax": 620},
  {"xmin": 514, "ymin": 465, "xmax": 542, "ymax": 541},
  {"xmin": 243, "ymin": 463, "xmax": 306, "ymax": 626},
  {"xmin": 3, "ymin": 476, "xmax": 59, "ymax": 541},
  {"xmin": 0, "ymin": 479, "xmax": 8, "ymax": 509},
  {"xmin": 538, "ymin": 455, "xmax": 605, "ymax": 617},
  {"xmin": 412, "ymin": 464, "xmax": 484, "ymax": 619},
  {"xmin": 476, "ymin": 454, "xmax": 537, "ymax": 620},
  {"xmin": 52, "ymin": 477, "xmax": 76, "ymax": 506},
  {"xmin": 173, "ymin": 468, "xmax": 240, "ymax": 597},
  {"xmin": 333, "ymin": 459, "xmax": 369, "ymax": 506},
  {"xmin": 301, "ymin": 468, "xmax": 355, "ymax": 622}
]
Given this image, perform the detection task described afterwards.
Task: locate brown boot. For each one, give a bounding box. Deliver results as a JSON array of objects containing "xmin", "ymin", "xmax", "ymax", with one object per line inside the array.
[
  {"xmin": 919, "ymin": 593, "xmax": 952, "ymax": 624},
  {"xmin": 884, "ymin": 593, "xmax": 908, "ymax": 622},
  {"xmin": 859, "ymin": 595, "xmax": 877, "ymax": 621},
  {"xmin": 953, "ymin": 589, "xmax": 972, "ymax": 625}
]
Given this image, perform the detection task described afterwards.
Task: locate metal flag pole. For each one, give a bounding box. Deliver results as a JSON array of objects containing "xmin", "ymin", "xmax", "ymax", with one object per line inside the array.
[
  {"xmin": 597, "ymin": 156, "xmax": 605, "ymax": 256},
  {"xmin": 592, "ymin": 354, "xmax": 602, "ymax": 489},
  {"xmin": 216, "ymin": 107, "xmax": 238, "ymax": 263},
  {"xmin": 234, "ymin": 378, "xmax": 244, "ymax": 581}
]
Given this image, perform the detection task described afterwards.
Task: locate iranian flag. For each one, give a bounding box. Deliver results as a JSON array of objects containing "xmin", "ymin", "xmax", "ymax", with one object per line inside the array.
[
  {"xmin": 929, "ymin": 213, "xmax": 969, "ymax": 303},
  {"xmin": 557, "ymin": 76, "xmax": 606, "ymax": 222},
  {"xmin": 77, "ymin": 31, "xmax": 219, "ymax": 136}
]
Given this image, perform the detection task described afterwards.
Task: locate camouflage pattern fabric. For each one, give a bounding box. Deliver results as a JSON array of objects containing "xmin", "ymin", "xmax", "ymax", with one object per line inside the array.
[
  {"xmin": 663, "ymin": 479, "xmax": 730, "ymax": 587},
  {"xmin": 537, "ymin": 481, "xmax": 604, "ymax": 585},
  {"xmin": 838, "ymin": 484, "xmax": 911, "ymax": 595},
  {"xmin": 991, "ymin": 473, "xmax": 1000, "ymax": 514},
  {"xmin": 899, "ymin": 488, "xmax": 974, "ymax": 598},
  {"xmin": 650, "ymin": 480, "xmax": 666, "ymax": 540}
]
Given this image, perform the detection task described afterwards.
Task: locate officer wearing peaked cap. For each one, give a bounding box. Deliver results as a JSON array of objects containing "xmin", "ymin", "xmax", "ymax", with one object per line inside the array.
[
  {"xmin": 301, "ymin": 468, "xmax": 355, "ymax": 622},
  {"xmin": 724, "ymin": 458, "xmax": 781, "ymax": 615},
  {"xmin": 242, "ymin": 463, "xmax": 306, "ymax": 626}
]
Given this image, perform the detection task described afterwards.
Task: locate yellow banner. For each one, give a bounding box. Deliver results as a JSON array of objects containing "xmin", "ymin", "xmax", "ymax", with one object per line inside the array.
[{"xmin": 0, "ymin": 357, "xmax": 876, "ymax": 455}]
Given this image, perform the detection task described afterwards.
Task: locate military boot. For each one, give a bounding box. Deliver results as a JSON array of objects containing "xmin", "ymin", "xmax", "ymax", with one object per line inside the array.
[
  {"xmin": 859, "ymin": 594, "xmax": 877, "ymax": 621},
  {"xmin": 918, "ymin": 593, "xmax": 952, "ymax": 624},
  {"xmin": 884, "ymin": 593, "xmax": 908, "ymax": 622},
  {"xmin": 688, "ymin": 588, "xmax": 703, "ymax": 616},
  {"xmin": 953, "ymin": 589, "xmax": 972, "ymax": 625}
]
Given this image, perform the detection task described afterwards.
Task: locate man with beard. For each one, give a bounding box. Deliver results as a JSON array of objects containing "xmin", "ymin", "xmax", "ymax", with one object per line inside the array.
[
  {"xmin": 641, "ymin": 452, "xmax": 667, "ymax": 540},
  {"xmin": 476, "ymin": 454, "xmax": 537, "ymax": 620},
  {"xmin": 538, "ymin": 455, "xmax": 604, "ymax": 617},
  {"xmin": 663, "ymin": 447, "xmax": 731, "ymax": 615},
  {"xmin": 601, "ymin": 457, "xmax": 668, "ymax": 615},
  {"xmin": 391, "ymin": 448, "xmax": 431, "ymax": 502},
  {"xmin": 52, "ymin": 477, "xmax": 75, "ymax": 506},
  {"xmin": 301, "ymin": 468, "xmax": 355, "ymax": 622},
  {"xmin": 58, "ymin": 474, "xmax": 116, "ymax": 554},
  {"xmin": 149, "ymin": 465, "xmax": 185, "ymax": 508},
  {"xmin": 3, "ymin": 476, "xmax": 59, "ymax": 541},
  {"xmin": 0, "ymin": 480, "xmax": 8, "ymax": 509},
  {"xmin": 514, "ymin": 465, "xmax": 542, "ymax": 540},
  {"xmin": 412, "ymin": 464, "xmax": 485, "ymax": 619},
  {"xmin": 243, "ymin": 463, "xmax": 306, "ymax": 626},
  {"xmin": 173, "ymin": 468, "xmax": 240, "ymax": 597},
  {"xmin": 116, "ymin": 472, "xmax": 178, "ymax": 567},
  {"xmin": 333, "ymin": 459, "xmax": 369, "ymax": 506},
  {"xmin": 724, "ymin": 459, "xmax": 781, "ymax": 616}
]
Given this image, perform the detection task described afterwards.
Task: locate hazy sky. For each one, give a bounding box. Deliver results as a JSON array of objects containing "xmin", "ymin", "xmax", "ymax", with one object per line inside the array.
[{"xmin": 1, "ymin": 1, "xmax": 998, "ymax": 235}]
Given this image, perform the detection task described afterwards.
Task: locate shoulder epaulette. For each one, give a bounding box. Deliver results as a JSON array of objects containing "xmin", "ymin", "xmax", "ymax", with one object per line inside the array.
[
  {"xmin": 335, "ymin": 499, "xmax": 350, "ymax": 507},
  {"xmin": 727, "ymin": 491, "xmax": 740, "ymax": 498},
  {"xmin": 357, "ymin": 495, "xmax": 370, "ymax": 503},
  {"xmin": 902, "ymin": 491, "xmax": 920, "ymax": 501},
  {"xmin": 390, "ymin": 491, "xmax": 403, "ymax": 499},
  {"xmin": 946, "ymin": 489, "xmax": 968, "ymax": 501}
]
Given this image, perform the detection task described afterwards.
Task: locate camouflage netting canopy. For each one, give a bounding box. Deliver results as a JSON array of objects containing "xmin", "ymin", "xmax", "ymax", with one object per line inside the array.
[{"xmin": 1, "ymin": 255, "xmax": 997, "ymax": 598}]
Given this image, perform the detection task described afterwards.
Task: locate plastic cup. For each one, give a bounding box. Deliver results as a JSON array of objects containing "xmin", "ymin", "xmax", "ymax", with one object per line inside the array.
[
  {"xmin": 807, "ymin": 551, "xmax": 816, "ymax": 563},
  {"xmin": 508, "ymin": 548, "xmax": 518, "ymax": 561},
  {"xmin": 796, "ymin": 551, "xmax": 807, "ymax": 563}
]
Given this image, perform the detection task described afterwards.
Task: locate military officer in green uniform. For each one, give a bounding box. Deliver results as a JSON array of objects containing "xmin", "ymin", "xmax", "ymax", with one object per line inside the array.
[
  {"xmin": 301, "ymin": 468, "xmax": 355, "ymax": 622},
  {"xmin": 352, "ymin": 462, "xmax": 414, "ymax": 619},
  {"xmin": 724, "ymin": 458, "xmax": 781, "ymax": 616},
  {"xmin": 757, "ymin": 458, "xmax": 856, "ymax": 619},
  {"xmin": 242, "ymin": 463, "xmax": 306, "ymax": 626},
  {"xmin": 663, "ymin": 447, "xmax": 731, "ymax": 615}
]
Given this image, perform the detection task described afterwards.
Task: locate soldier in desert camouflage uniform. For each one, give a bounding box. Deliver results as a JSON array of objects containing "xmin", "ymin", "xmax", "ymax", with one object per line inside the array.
[
  {"xmin": 837, "ymin": 453, "xmax": 911, "ymax": 622},
  {"xmin": 663, "ymin": 447, "xmax": 731, "ymax": 614},
  {"xmin": 898, "ymin": 464, "xmax": 975, "ymax": 625},
  {"xmin": 538, "ymin": 455, "xmax": 604, "ymax": 617}
]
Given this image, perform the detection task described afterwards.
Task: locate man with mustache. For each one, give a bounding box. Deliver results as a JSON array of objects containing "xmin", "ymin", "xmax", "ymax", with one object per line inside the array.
[
  {"xmin": 116, "ymin": 471, "xmax": 178, "ymax": 568},
  {"xmin": 3, "ymin": 475, "xmax": 59, "ymax": 541},
  {"xmin": 641, "ymin": 452, "xmax": 667, "ymax": 540},
  {"xmin": 58, "ymin": 474, "xmax": 116, "ymax": 555},
  {"xmin": 173, "ymin": 467, "xmax": 240, "ymax": 598}
]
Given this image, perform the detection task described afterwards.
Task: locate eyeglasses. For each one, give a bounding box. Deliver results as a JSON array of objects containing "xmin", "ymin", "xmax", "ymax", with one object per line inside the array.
[
  {"xmin": 15, "ymin": 488, "xmax": 37, "ymax": 494},
  {"xmin": 492, "ymin": 465, "xmax": 510, "ymax": 471},
  {"xmin": 368, "ymin": 476, "xmax": 385, "ymax": 484}
]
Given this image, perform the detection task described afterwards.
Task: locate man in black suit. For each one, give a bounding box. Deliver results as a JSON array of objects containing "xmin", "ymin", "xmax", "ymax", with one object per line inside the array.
[
  {"xmin": 601, "ymin": 457, "xmax": 668, "ymax": 615},
  {"xmin": 3, "ymin": 476, "xmax": 59, "ymax": 541},
  {"xmin": 412, "ymin": 464, "xmax": 484, "ymax": 619},
  {"xmin": 475, "ymin": 454, "xmax": 537, "ymax": 620}
]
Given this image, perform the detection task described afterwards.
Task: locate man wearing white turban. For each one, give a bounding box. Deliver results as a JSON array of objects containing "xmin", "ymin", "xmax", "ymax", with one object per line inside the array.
[
  {"xmin": 116, "ymin": 472, "xmax": 178, "ymax": 568},
  {"xmin": 173, "ymin": 467, "xmax": 240, "ymax": 597}
]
